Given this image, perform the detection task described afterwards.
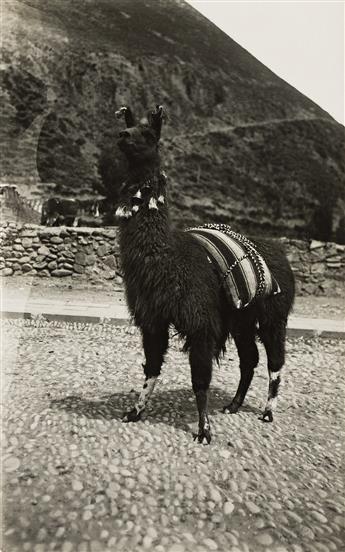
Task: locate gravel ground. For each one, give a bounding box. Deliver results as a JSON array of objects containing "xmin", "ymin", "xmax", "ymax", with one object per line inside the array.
[{"xmin": 2, "ymin": 319, "xmax": 345, "ymax": 552}]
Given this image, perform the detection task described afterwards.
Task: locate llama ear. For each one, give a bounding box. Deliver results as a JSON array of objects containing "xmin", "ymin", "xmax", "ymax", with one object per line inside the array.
[
  {"xmin": 115, "ymin": 106, "xmax": 136, "ymax": 128},
  {"xmin": 148, "ymin": 105, "xmax": 164, "ymax": 139}
]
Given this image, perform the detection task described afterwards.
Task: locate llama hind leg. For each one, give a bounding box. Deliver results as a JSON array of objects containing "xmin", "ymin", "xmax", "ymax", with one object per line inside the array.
[
  {"xmin": 190, "ymin": 342, "xmax": 213, "ymax": 444},
  {"xmin": 223, "ymin": 332, "xmax": 259, "ymax": 414},
  {"xmin": 122, "ymin": 326, "xmax": 169, "ymax": 422},
  {"xmin": 260, "ymin": 323, "xmax": 287, "ymax": 422}
]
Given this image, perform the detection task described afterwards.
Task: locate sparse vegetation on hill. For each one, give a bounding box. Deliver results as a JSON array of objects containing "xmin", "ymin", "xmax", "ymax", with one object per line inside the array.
[{"xmin": 1, "ymin": 0, "xmax": 344, "ymax": 239}]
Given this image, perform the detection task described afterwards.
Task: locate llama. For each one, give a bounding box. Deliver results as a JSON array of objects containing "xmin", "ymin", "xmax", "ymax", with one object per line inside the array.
[{"xmin": 115, "ymin": 105, "xmax": 295, "ymax": 444}]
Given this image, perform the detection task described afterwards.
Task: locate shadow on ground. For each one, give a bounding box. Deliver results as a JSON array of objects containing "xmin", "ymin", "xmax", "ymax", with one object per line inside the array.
[{"xmin": 50, "ymin": 387, "xmax": 262, "ymax": 435}]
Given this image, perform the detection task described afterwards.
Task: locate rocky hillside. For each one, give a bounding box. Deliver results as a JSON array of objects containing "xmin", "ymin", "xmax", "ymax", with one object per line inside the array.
[{"xmin": 1, "ymin": 0, "xmax": 344, "ymax": 239}]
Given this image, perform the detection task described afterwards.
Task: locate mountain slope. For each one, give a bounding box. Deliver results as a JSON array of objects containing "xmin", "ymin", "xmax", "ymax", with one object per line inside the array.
[{"xmin": 1, "ymin": 0, "xmax": 344, "ymax": 239}]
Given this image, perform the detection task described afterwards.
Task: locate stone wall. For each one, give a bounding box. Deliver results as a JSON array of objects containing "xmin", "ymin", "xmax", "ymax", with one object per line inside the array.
[
  {"xmin": 281, "ymin": 238, "xmax": 344, "ymax": 296},
  {"xmin": 1, "ymin": 223, "xmax": 344, "ymax": 296},
  {"xmin": 0, "ymin": 223, "xmax": 122, "ymax": 285}
]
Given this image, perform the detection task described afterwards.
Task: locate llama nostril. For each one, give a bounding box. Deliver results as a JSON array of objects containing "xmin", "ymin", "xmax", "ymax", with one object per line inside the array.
[{"xmin": 119, "ymin": 130, "xmax": 130, "ymax": 138}]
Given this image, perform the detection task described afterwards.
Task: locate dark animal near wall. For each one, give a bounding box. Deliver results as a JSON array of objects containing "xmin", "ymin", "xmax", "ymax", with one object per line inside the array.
[
  {"xmin": 116, "ymin": 105, "xmax": 295, "ymax": 444},
  {"xmin": 41, "ymin": 197, "xmax": 102, "ymax": 227},
  {"xmin": 41, "ymin": 197, "xmax": 79, "ymax": 226}
]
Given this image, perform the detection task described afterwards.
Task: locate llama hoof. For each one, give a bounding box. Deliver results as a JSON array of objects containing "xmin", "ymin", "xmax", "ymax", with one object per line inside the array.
[
  {"xmin": 261, "ymin": 409, "xmax": 273, "ymax": 423},
  {"xmin": 193, "ymin": 429, "xmax": 212, "ymax": 445},
  {"xmin": 122, "ymin": 408, "xmax": 142, "ymax": 423},
  {"xmin": 222, "ymin": 401, "xmax": 240, "ymax": 414}
]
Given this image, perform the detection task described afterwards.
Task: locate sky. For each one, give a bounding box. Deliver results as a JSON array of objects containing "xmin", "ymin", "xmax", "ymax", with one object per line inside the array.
[{"xmin": 186, "ymin": 0, "xmax": 344, "ymax": 125}]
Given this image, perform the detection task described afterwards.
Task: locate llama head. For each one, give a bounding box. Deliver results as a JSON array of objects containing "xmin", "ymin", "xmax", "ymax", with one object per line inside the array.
[
  {"xmin": 116, "ymin": 105, "xmax": 163, "ymax": 163},
  {"xmin": 115, "ymin": 105, "xmax": 167, "ymax": 219}
]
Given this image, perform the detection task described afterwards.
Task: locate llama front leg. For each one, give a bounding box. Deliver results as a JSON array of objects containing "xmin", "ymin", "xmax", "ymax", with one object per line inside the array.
[
  {"xmin": 262, "ymin": 371, "xmax": 280, "ymax": 422},
  {"xmin": 122, "ymin": 372, "xmax": 159, "ymax": 422},
  {"xmin": 260, "ymin": 324, "xmax": 286, "ymax": 422},
  {"xmin": 122, "ymin": 326, "xmax": 169, "ymax": 423},
  {"xmin": 190, "ymin": 343, "xmax": 213, "ymax": 444}
]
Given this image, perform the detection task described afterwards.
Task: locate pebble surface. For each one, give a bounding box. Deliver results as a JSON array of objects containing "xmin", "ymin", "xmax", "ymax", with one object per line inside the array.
[{"xmin": 2, "ymin": 319, "xmax": 344, "ymax": 552}]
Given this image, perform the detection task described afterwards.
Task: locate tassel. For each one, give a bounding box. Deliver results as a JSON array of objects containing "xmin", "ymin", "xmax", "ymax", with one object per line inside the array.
[
  {"xmin": 132, "ymin": 205, "xmax": 139, "ymax": 213},
  {"xmin": 148, "ymin": 197, "xmax": 158, "ymax": 210},
  {"xmin": 273, "ymin": 283, "xmax": 281, "ymax": 295},
  {"xmin": 157, "ymin": 195, "xmax": 165, "ymax": 204},
  {"xmin": 116, "ymin": 206, "xmax": 132, "ymax": 218},
  {"xmin": 115, "ymin": 206, "xmax": 124, "ymax": 217},
  {"xmin": 134, "ymin": 190, "xmax": 142, "ymax": 199}
]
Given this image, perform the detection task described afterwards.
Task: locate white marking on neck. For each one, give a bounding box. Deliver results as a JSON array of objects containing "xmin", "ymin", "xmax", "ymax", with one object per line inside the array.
[{"xmin": 148, "ymin": 197, "xmax": 158, "ymax": 210}]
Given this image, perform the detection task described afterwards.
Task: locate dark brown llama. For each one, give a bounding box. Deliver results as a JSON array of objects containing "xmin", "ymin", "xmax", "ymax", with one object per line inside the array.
[{"xmin": 116, "ymin": 105, "xmax": 295, "ymax": 444}]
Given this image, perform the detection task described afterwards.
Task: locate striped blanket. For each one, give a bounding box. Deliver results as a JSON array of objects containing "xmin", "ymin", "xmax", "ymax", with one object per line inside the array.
[{"xmin": 186, "ymin": 224, "xmax": 281, "ymax": 309}]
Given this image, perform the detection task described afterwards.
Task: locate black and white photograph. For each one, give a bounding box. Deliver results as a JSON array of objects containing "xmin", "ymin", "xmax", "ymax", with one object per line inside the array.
[{"xmin": 1, "ymin": 0, "xmax": 344, "ymax": 551}]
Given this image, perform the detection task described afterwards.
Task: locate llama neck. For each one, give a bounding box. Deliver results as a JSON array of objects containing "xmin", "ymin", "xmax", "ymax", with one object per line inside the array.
[
  {"xmin": 119, "ymin": 205, "xmax": 173, "ymax": 292},
  {"xmin": 119, "ymin": 156, "xmax": 172, "ymax": 261},
  {"xmin": 127, "ymin": 155, "xmax": 161, "ymax": 184}
]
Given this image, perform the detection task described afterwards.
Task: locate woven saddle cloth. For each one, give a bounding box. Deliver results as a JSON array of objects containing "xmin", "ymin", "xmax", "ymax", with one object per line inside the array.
[{"xmin": 186, "ymin": 224, "xmax": 281, "ymax": 309}]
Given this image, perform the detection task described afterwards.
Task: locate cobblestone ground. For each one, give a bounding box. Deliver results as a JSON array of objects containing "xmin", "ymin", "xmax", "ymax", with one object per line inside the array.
[{"xmin": 2, "ymin": 319, "xmax": 345, "ymax": 552}]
